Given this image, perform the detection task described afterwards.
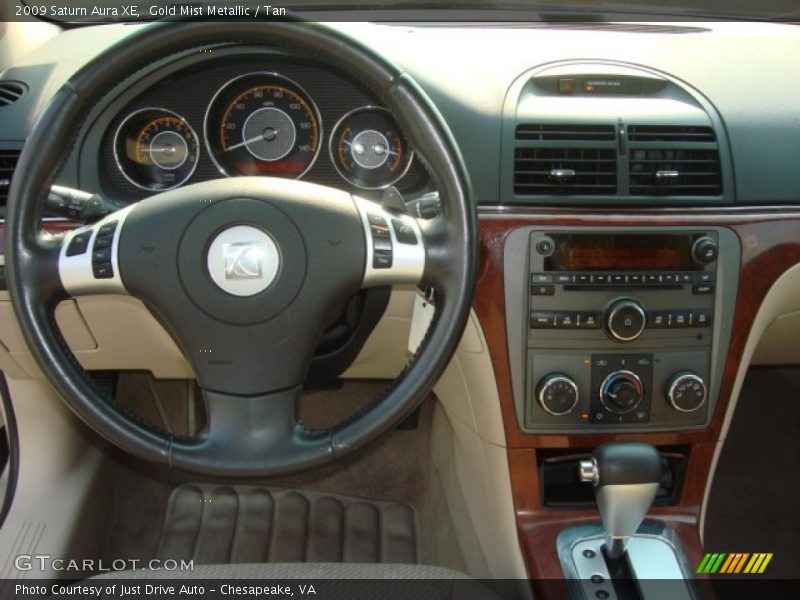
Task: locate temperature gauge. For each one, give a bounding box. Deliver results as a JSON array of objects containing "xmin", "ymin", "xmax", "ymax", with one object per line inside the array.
[
  {"xmin": 329, "ymin": 107, "xmax": 413, "ymax": 190},
  {"xmin": 114, "ymin": 108, "xmax": 199, "ymax": 191}
]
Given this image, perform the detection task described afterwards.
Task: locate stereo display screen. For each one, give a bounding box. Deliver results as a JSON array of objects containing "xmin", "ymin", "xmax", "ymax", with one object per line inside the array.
[{"xmin": 545, "ymin": 234, "xmax": 699, "ymax": 271}]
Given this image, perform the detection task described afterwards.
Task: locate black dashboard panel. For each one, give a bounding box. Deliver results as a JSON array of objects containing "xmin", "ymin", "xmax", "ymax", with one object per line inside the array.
[{"xmin": 83, "ymin": 48, "xmax": 428, "ymax": 205}]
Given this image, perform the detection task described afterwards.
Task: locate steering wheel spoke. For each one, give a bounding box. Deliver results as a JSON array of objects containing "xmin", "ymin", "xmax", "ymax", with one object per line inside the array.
[
  {"xmin": 354, "ymin": 195, "xmax": 426, "ymax": 288},
  {"xmin": 58, "ymin": 204, "xmax": 135, "ymax": 297},
  {"xmin": 171, "ymin": 385, "xmax": 332, "ymax": 477}
]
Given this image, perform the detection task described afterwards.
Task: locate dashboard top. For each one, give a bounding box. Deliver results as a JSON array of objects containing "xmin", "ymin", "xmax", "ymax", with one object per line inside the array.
[{"xmin": 1, "ymin": 20, "xmax": 799, "ymax": 205}]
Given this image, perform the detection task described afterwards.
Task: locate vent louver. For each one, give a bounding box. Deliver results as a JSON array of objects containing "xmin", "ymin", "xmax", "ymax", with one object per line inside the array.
[
  {"xmin": 0, "ymin": 150, "xmax": 21, "ymax": 213},
  {"xmin": 627, "ymin": 125, "xmax": 716, "ymax": 143},
  {"xmin": 514, "ymin": 124, "xmax": 617, "ymax": 195},
  {"xmin": 0, "ymin": 82, "xmax": 27, "ymax": 107},
  {"xmin": 516, "ymin": 124, "xmax": 616, "ymax": 142},
  {"xmin": 628, "ymin": 125, "xmax": 721, "ymax": 196}
]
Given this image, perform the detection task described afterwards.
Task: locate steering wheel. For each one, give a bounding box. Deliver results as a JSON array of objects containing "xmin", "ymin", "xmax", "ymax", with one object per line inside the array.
[{"xmin": 4, "ymin": 20, "xmax": 477, "ymax": 477}]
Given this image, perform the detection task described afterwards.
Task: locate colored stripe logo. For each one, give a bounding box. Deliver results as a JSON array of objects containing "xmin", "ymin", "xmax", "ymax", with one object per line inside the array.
[{"xmin": 697, "ymin": 552, "xmax": 773, "ymax": 574}]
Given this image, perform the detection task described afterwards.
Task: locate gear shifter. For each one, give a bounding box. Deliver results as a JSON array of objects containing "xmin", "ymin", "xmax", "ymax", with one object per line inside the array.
[{"xmin": 579, "ymin": 442, "xmax": 662, "ymax": 559}]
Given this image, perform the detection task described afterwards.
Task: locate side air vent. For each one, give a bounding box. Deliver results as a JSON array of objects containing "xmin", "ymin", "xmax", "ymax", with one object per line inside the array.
[
  {"xmin": 628, "ymin": 125, "xmax": 716, "ymax": 143},
  {"xmin": 0, "ymin": 82, "xmax": 27, "ymax": 107},
  {"xmin": 0, "ymin": 150, "xmax": 21, "ymax": 213},
  {"xmin": 514, "ymin": 124, "xmax": 617, "ymax": 195},
  {"xmin": 516, "ymin": 124, "xmax": 616, "ymax": 142},
  {"xmin": 628, "ymin": 124, "xmax": 721, "ymax": 196}
]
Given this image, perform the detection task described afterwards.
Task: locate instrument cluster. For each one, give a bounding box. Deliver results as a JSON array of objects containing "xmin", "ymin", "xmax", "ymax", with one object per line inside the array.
[{"xmin": 110, "ymin": 68, "xmax": 416, "ymax": 195}]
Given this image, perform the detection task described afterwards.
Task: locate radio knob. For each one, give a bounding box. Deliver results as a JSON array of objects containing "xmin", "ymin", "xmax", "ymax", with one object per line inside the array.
[
  {"xmin": 666, "ymin": 371, "xmax": 707, "ymax": 412},
  {"xmin": 605, "ymin": 299, "xmax": 646, "ymax": 342},
  {"xmin": 599, "ymin": 370, "xmax": 644, "ymax": 415},
  {"xmin": 537, "ymin": 373, "xmax": 579, "ymax": 416},
  {"xmin": 692, "ymin": 236, "xmax": 718, "ymax": 265}
]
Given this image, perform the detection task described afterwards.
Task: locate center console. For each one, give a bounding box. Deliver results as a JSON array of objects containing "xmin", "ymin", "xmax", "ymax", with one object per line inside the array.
[{"xmin": 504, "ymin": 226, "xmax": 739, "ymax": 433}]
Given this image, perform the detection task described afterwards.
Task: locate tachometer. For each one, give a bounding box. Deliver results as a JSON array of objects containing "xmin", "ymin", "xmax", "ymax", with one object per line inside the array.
[
  {"xmin": 329, "ymin": 107, "xmax": 413, "ymax": 189},
  {"xmin": 113, "ymin": 108, "xmax": 199, "ymax": 191},
  {"xmin": 205, "ymin": 73, "xmax": 321, "ymax": 178}
]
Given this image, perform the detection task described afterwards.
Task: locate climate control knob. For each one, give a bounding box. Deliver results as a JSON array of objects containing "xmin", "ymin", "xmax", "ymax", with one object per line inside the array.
[
  {"xmin": 666, "ymin": 371, "xmax": 707, "ymax": 412},
  {"xmin": 606, "ymin": 299, "xmax": 646, "ymax": 342},
  {"xmin": 537, "ymin": 373, "xmax": 579, "ymax": 416},
  {"xmin": 599, "ymin": 370, "xmax": 644, "ymax": 415}
]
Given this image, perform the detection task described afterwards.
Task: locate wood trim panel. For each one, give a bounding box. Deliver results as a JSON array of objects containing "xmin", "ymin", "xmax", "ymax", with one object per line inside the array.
[{"xmin": 474, "ymin": 208, "xmax": 800, "ymax": 587}]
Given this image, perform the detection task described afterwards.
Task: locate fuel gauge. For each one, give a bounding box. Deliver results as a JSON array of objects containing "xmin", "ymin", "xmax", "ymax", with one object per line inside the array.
[
  {"xmin": 113, "ymin": 108, "xmax": 199, "ymax": 191},
  {"xmin": 330, "ymin": 107, "xmax": 413, "ymax": 190}
]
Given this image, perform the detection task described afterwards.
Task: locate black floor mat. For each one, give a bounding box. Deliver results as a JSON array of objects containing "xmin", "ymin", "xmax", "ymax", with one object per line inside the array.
[
  {"xmin": 156, "ymin": 484, "xmax": 419, "ymax": 565},
  {"xmin": 704, "ymin": 367, "xmax": 800, "ymax": 578}
]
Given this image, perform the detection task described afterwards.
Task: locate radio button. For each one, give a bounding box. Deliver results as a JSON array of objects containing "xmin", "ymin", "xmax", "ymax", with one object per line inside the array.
[
  {"xmin": 692, "ymin": 283, "xmax": 715, "ymax": 295},
  {"xmin": 576, "ymin": 274, "xmax": 591, "ymax": 285},
  {"xmin": 594, "ymin": 273, "xmax": 609, "ymax": 285},
  {"xmin": 580, "ymin": 312, "xmax": 602, "ymax": 329},
  {"xmin": 648, "ymin": 311, "xmax": 669, "ymax": 328},
  {"xmin": 663, "ymin": 273, "xmax": 678, "ymax": 284},
  {"xmin": 531, "ymin": 273, "xmax": 553, "ymax": 284},
  {"xmin": 531, "ymin": 284, "xmax": 555, "ymax": 296},
  {"xmin": 556, "ymin": 312, "xmax": 578, "ymax": 328},
  {"xmin": 530, "ymin": 311, "xmax": 556, "ymax": 328},
  {"xmin": 627, "ymin": 273, "xmax": 643, "ymax": 285},
  {"xmin": 611, "ymin": 274, "xmax": 626, "ymax": 285},
  {"xmin": 606, "ymin": 299, "xmax": 647, "ymax": 342},
  {"xmin": 555, "ymin": 273, "xmax": 573, "ymax": 284},
  {"xmin": 672, "ymin": 311, "xmax": 690, "ymax": 328},
  {"xmin": 692, "ymin": 310, "xmax": 713, "ymax": 327},
  {"xmin": 695, "ymin": 272, "xmax": 716, "ymax": 284},
  {"xmin": 645, "ymin": 274, "xmax": 660, "ymax": 285},
  {"xmin": 679, "ymin": 273, "xmax": 694, "ymax": 284}
]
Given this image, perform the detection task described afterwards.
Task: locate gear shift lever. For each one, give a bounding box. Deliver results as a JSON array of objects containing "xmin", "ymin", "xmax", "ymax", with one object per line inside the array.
[{"xmin": 579, "ymin": 442, "xmax": 662, "ymax": 559}]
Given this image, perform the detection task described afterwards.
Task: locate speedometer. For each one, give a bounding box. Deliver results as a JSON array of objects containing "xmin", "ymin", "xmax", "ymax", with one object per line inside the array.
[{"xmin": 204, "ymin": 73, "xmax": 321, "ymax": 178}]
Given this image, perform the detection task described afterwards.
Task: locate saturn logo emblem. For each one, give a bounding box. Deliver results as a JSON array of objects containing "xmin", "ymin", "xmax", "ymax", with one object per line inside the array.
[
  {"xmin": 224, "ymin": 242, "xmax": 265, "ymax": 280},
  {"xmin": 207, "ymin": 225, "xmax": 280, "ymax": 296}
]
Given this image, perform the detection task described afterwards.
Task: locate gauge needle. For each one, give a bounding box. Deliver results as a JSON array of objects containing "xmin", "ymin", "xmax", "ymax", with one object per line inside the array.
[
  {"xmin": 225, "ymin": 130, "xmax": 280, "ymax": 152},
  {"xmin": 148, "ymin": 146, "xmax": 177, "ymax": 155}
]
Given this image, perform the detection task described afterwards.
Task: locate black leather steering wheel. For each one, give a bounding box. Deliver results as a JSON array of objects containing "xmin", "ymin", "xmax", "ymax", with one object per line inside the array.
[{"xmin": 5, "ymin": 20, "xmax": 477, "ymax": 477}]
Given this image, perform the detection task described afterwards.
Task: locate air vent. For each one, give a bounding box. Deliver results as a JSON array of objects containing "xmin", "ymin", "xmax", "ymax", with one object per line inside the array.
[
  {"xmin": 628, "ymin": 125, "xmax": 716, "ymax": 143},
  {"xmin": 516, "ymin": 124, "xmax": 616, "ymax": 142},
  {"xmin": 0, "ymin": 150, "xmax": 21, "ymax": 213},
  {"xmin": 0, "ymin": 82, "xmax": 27, "ymax": 107},
  {"xmin": 629, "ymin": 148, "xmax": 721, "ymax": 196},
  {"xmin": 514, "ymin": 147, "xmax": 617, "ymax": 195}
]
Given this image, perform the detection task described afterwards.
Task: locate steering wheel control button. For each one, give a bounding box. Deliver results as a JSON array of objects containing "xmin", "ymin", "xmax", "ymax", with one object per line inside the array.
[
  {"xmin": 98, "ymin": 221, "xmax": 118, "ymax": 237},
  {"xmin": 391, "ymin": 219, "xmax": 418, "ymax": 245},
  {"xmin": 666, "ymin": 371, "xmax": 707, "ymax": 413},
  {"xmin": 366, "ymin": 213, "xmax": 394, "ymax": 269},
  {"xmin": 605, "ymin": 299, "xmax": 646, "ymax": 342},
  {"xmin": 66, "ymin": 231, "xmax": 91, "ymax": 256},
  {"xmin": 206, "ymin": 225, "xmax": 280, "ymax": 297},
  {"xmin": 537, "ymin": 373, "xmax": 579, "ymax": 416},
  {"xmin": 92, "ymin": 263, "xmax": 113, "ymax": 279}
]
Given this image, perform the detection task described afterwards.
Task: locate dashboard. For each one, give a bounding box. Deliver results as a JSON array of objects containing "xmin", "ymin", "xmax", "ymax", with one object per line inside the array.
[{"xmin": 2, "ymin": 17, "xmax": 800, "ymax": 584}]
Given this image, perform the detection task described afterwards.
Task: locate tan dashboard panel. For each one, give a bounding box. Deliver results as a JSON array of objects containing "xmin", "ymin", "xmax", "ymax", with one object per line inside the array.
[{"xmin": 751, "ymin": 310, "xmax": 800, "ymax": 365}]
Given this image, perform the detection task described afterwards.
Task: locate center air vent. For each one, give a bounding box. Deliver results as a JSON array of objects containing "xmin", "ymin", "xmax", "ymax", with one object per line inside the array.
[
  {"xmin": 0, "ymin": 82, "xmax": 27, "ymax": 107},
  {"xmin": 0, "ymin": 150, "xmax": 21, "ymax": 214},
  {"xmin": 516, "ymin": 124, "xmax": 616, "ymax": 142},
  {"xmin": 514, "ymin": 124, "xmax": 617, "ymax": 195},
  {"xmin": 627, "ymin": 125, "xmax": 716, "ymax": 143},
  {"xmin": 628, "ymin": 125, "xmax": 721, "ymax": 196}
]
